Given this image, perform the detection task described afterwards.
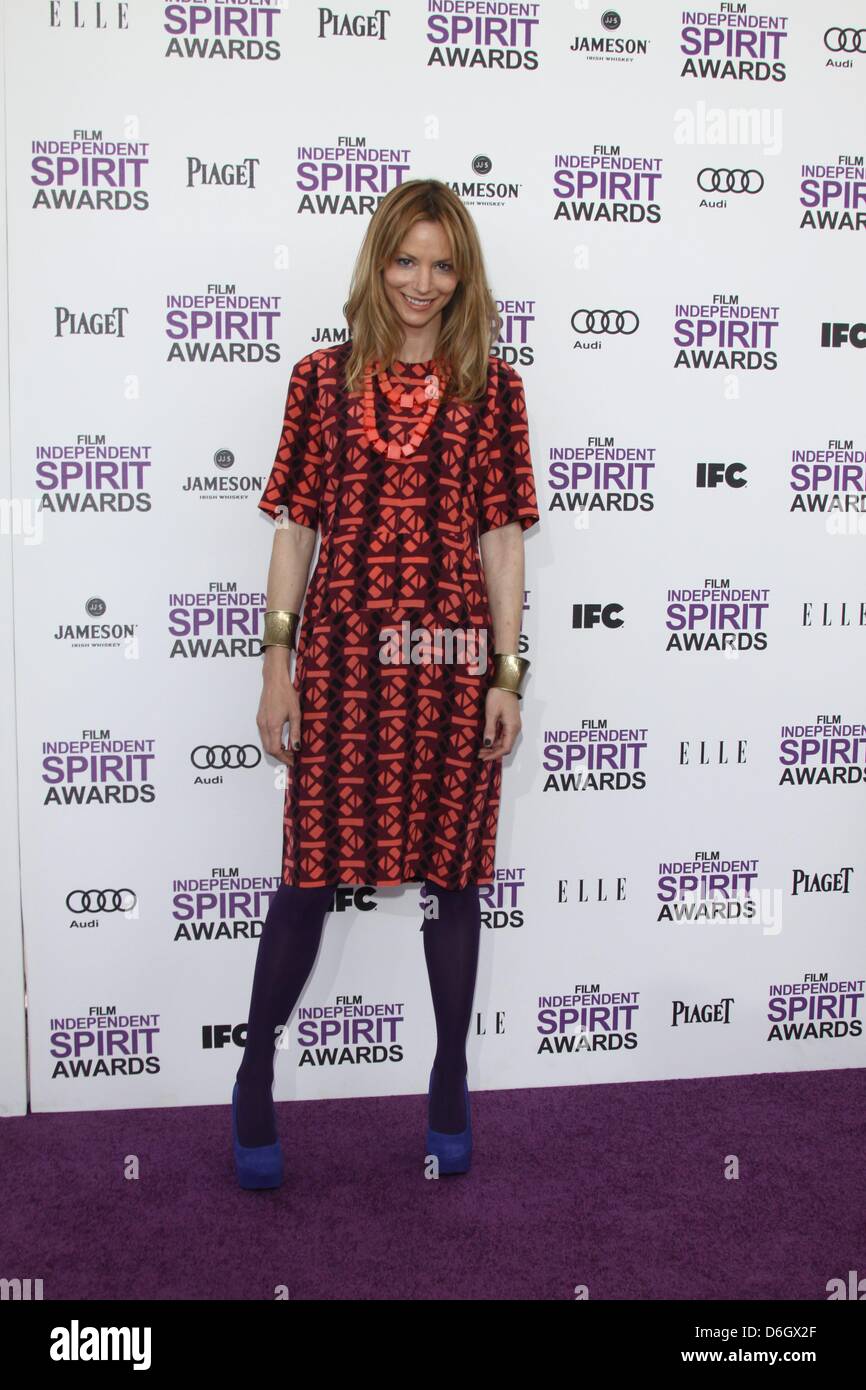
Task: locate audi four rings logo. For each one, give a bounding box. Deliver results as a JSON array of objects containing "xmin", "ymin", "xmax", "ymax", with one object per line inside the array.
[
  {"xmin": 66, "ymin": 889, "xmax": 137, "ymax": 913},
  {"xmin": 824, "ymin": 28, "xmax": 866, "ymax": 51},
  {"xmin": 697, "ymin": 168, "xmax": 764, "ymax": 193},
  {"xmin": 190, "ymin": 744, "xmax": 262, "ymax": 769},
  {"xmin": 571, "ymin": 310, "xmax": 639, "ymax": 335}
]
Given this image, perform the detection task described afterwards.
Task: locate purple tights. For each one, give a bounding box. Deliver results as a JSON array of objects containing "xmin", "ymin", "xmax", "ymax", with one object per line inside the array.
[
  {"xmin": 421, "ymin": 880, "xmax": 482, "ymax": 1133},
  {"xmin": 234, "ymin": 879, "xmax": 481, "ymax": 1146}
]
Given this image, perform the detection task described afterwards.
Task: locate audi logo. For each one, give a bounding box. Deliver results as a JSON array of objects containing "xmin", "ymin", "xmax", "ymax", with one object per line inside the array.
[
  {"xmin": 571, "ymin": 310, "xmax": 639, "ymax": 335},
  {"xmin": 66, "ymin": 889, "xmax": 137, "ymax": 913},
  {"xmin": 697, "ymin": 167, "xmax": 764, "ymax": 194},
  {"xmin": 824, "ymin": 27, "xmax": 866, "ymax": 52},
  {"xmin": 190, "ymin": 744, "xmax": 262, "ymax": 769}
]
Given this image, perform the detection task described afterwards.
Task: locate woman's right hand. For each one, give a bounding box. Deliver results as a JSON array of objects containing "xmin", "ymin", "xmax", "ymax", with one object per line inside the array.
[{"xmin": 257, "ymin": 646, "xmax": 302, "ymax": 766}]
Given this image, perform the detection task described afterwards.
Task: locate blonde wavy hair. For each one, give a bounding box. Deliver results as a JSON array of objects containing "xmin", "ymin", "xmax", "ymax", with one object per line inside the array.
[{"xmin": 342, "ymin": 179, "xmax": 502, "ymax": 404}]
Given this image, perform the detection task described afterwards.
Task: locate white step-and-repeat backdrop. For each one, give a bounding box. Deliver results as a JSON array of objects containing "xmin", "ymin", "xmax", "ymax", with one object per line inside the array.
[{"xmin": 3, "ymin": 1, "xmax": 864, "ymax": 1115}]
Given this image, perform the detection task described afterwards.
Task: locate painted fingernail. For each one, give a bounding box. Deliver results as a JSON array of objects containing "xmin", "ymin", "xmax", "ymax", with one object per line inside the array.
[{"xmin": 483, "ymin": 738, "xmax": 492, "ymax": 745}]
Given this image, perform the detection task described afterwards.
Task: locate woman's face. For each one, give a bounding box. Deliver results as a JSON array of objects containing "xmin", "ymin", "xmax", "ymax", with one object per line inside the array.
[{"xmin": 381, "ymin": 219, "xmax": 459, "ymax": 338}]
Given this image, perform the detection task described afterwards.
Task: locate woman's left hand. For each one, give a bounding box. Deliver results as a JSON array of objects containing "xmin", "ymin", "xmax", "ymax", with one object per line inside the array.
[{"xmin": 478, "ymin": 687, "xmax": 521, "ymax": 760}]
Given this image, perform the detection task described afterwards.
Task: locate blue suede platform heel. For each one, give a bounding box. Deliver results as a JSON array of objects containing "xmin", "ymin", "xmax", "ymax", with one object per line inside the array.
[
  {"xmin": 425, "ymin": 1066, "xmax": 472, "ymax": 1174},
  {"xmin": 231, "ymin": 1081, "xmax": 284, "ymax": 1189}
]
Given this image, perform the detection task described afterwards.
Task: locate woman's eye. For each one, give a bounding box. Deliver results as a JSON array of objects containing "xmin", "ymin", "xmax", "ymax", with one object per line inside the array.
[{"xmin": 396, "ymin": 256, "xmax": 452, "ymax": 270}]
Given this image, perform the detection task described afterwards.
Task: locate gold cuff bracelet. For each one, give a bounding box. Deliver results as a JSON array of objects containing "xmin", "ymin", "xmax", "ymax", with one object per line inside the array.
[
  {"xmin": 261, "ymin": 609, "xmax": 300, "ymax": 650},
  {"xmin": 491, "ymin": 652, "xmax": 530, "ymax": 698}
]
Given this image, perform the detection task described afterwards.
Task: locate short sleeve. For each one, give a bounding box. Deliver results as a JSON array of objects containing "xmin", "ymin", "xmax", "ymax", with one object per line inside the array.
[
  {"xmin": 258, "ymin": 354, "xmax": 324, "ymax": 530},
  {"xmin": 477, "ymin": 360, "xmax": 540, "ymax": 535}
]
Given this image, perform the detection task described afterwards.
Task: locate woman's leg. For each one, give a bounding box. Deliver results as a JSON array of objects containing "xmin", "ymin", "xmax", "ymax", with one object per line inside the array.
[
  {"xmin": 234, "ymin": 881, "xmax": 334, "ymax": 1146},
  {"xmin": 421, "ymin": 879, "xmax": 482, "ymax": 1133}
]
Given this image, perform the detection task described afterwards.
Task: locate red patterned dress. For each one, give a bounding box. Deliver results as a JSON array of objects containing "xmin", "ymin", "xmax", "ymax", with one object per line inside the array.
[{"xmin": 258, "ymin": 339, "xmax": 540, "ymax": 889}]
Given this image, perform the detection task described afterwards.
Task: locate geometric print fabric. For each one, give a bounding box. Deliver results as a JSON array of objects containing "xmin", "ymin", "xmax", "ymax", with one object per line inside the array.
[{"xmin": 258, "ymin": 340, "xmax": 541, "ymax": 888}]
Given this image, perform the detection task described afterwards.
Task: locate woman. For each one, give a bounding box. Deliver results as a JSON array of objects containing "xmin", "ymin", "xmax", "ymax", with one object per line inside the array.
[{"xmin": 231, "ymin": 178, "xmax": 540, "ymax": 1188}]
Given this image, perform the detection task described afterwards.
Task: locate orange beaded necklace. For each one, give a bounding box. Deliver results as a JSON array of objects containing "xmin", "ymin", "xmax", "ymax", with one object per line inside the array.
[{"xmin": 360, "ymin": 357, "xmax": 450, "ymax": 460}]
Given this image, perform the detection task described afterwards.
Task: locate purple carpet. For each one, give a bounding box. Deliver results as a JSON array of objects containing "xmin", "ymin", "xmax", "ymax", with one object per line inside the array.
[{"xmin": 1, "ymin": 1067, "xmax": 862, "ymax": 1300}]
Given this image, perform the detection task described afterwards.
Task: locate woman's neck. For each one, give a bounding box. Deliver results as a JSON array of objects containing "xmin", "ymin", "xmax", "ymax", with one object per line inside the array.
[{"xmin": 397, "ymin": 323, "xmax": 440, "ymax": 361}]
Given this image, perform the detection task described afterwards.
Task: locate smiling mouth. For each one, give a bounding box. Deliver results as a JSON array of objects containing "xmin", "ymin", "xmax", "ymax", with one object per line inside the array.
[{"xmin": 402, "ymin": 292, "xmax": 435, "ymax": 308}]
